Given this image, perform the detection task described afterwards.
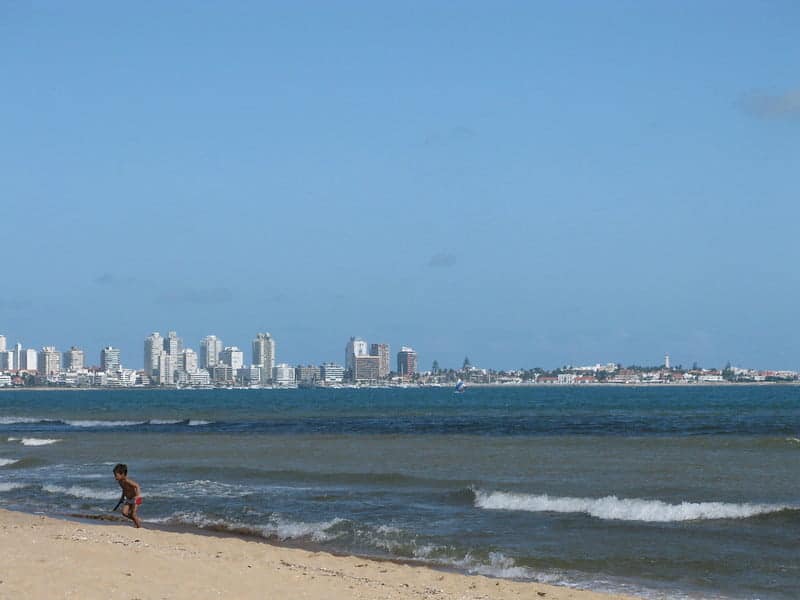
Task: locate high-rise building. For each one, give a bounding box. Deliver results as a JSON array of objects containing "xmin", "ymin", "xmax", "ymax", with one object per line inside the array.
[
  {"xmin": 370, "ymin": 343, "xmax": 390, "ymax": 378},
  {"xmin": 38, "ymin": 346, "xmax": 61, "ymax": 377},
  {"xmin": 144, "ymin": 332, "xmax": 164, "ymax": 377},
  {"xmin": 220, "ymin": 346, "xmax": 244, "ymax": 370},
  {"xmin": 0, "ymin": 335, "xmax": 6, "ymax": 352},
  {"xmin": 345, "ymin": 337, "xmax": 368, "ymax": 372},
  {"xmin": 156, "ymin": 352, "xmax": 177, "ymax": 385},
  {"xmin": 199, "ymin": 335, "xmax": 223, "ymax": 369},
  {"xmin": 320, "ymin": 363, "xmax": 344, "ymax": 383},
  {"xmin": 272, "ymin": 363, "xmax": 296, "ymax": 386},
  {"xmin": 665, "ymin": 354, "xmax": 671, "ymax": 369},
  {"xmin": 163, "ymin": 331, "xmax": 183, "ymax": 357},
  {"xmin": 21, "ymin": 349, "xmax": 37, "ymax": 371},
  {"xmin": 0, "ymin": 351, "xmax": 13, "ymax": 371},
  {"xmin": 397, "ymin": 346, "xmax": 418, "ymax": 377},
  {"xmin": 252, "ymin": 333, "xmax": 275, "ymax": 382},
  {"xmin": 180, "ymin": 349, "xmax": 198, "ymax": 373},
  {"xmin": 101, "ymin": 346, "xmax": 121, "ymax": 373},
  {"xmin": 63, "ymin": 346, "xmax": 85, "ymax": 371},
  {"xmin": 13, "ymin": 344, "xmax": 23, "ymax": 372}
]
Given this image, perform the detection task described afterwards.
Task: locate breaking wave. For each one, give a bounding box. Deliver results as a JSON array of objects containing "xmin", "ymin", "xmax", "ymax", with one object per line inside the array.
[
  {"xmin": 64, "ymin": 420, "xmax": 146, "ymax": 427},
  {"xmin": 0, "ymin": 416, "xmax": 55, "ymax": 425},
  {"xmin": 0, "ymin": 482, "xmax": 27, "ymax": 492},
  {"xmin": 42, "ymin": 484, "xmax": 120, "ymax": 500},
  {"xmin": 156, "ymin": 511, "xmax": 346, "ymax": 542},
  {"xmin": 0, "ymin": 458, "xmax": 19, "ymax": 466},
  {"xmin": 13, "ymin": 438, "xmax": 62, "ymax": 446},
  {"xmin": 472, "ymin": 489, "xmax": 796, "ymax": 522}
]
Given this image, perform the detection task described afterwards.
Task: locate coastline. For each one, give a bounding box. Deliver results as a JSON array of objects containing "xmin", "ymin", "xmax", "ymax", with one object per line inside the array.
[
  {"xmin": 1, "ymin": 380, "xmax": 799, "ymax": 392},
  {"xmin": 0, "ymin": 508, "xmax": 639, "ymax": 600}
]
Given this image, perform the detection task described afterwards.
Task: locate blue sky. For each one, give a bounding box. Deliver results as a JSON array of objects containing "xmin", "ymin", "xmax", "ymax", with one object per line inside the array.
[{"xmin": 1, "ymin": 1, "xmax": 799, "ymax": 370}]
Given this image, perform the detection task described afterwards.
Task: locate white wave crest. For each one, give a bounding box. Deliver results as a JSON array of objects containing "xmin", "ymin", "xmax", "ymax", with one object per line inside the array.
[
  {"xmin": 0, "ymin": 458, "xmax": 19, "ymax": 466},
  {"xmin": 262, "ymin": 516, "xmax": 346, "ymax": 542},
  {"xmin": 42, "ymin": 484, "xmax": 120, "ymax": 500},
  {"xmin": 0, "ymin": 483, "xmax": 26, "ymax": 492},
  {"xmin": 19, "ymin": 438, "xmax": 62, "ymax": 446},
  {"xmin": 188, "ymin": 420, "xmax": 212, "ymax": 426},
  {"xmin": 473, "ymin": 489, "xmax": 793, "ymax": 522},
  {"xmin": 415, "ymin": 547, "xmax": 535, "ymax": 579},
  {"xmin": 148, "ymin": 419, "xmax": 183, "ymax": 425},
  {"xmin": 0, "ymin": 416, "xmax": 47, "ymax": 425},
  {"xmin": 64, "ymin": 420, "xmax": 145, "ymax": 427},
  {"xmin": 161, "ymin": 511, "xmax": 344, "ymax": 542}
]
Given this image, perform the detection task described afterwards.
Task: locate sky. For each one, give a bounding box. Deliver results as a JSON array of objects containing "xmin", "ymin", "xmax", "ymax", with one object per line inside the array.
[{"xmin": 1, "ymin": 1, "xmax": 799, "ymax": 371}]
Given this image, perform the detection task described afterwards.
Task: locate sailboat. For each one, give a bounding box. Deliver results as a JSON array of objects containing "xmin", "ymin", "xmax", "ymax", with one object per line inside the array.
[{"xmin": 454, "ymin": 379, "xmax": 466, "ymax": 393}]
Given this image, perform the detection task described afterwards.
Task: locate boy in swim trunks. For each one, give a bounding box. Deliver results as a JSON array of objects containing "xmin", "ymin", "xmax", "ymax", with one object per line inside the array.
[{"xmin": 113, "ymin": 463, "xmax": 142, "ymax": 528}]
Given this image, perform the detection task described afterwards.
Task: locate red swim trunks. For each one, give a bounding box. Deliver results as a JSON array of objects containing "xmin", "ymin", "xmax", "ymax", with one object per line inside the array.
[{"xmin": 125, "ymin": 497, "xmax": 143, "ymax": 506}]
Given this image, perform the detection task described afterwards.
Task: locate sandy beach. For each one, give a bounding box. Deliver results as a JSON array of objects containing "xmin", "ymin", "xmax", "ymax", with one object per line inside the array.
[{"xmin": 0, "ymin": 509, "xmax": 638, "ymax": 600}]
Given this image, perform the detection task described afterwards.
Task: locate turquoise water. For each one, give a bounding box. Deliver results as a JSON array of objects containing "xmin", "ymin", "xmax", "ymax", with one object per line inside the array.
[{"xmin": 1, "ymin": 386, "xmax": 798, "ymax": 599}]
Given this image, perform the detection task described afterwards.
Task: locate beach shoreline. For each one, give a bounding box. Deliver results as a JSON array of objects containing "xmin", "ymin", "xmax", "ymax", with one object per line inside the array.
[
  {"xmin": 0, "ymin": 508, "xmax": 639, "ymax": 600},
  {"xmin": 1, "ymin": 380, "xmax": 799, "ymax": 393}
]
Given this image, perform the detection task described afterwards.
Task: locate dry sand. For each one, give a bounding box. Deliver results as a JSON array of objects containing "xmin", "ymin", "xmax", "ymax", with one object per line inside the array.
[{"xmin": 0, "ymin": 509, "xmax": 639, "ymax": 600}]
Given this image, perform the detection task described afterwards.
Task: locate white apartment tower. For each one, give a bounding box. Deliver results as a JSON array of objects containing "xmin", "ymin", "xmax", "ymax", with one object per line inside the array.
[
  {"xmin": 0, "ymin": 335, "xmax": 6, "ymax": 352},
  {"xmin": 252, "ymin": 333, "xmax": 275, "ymax": 382},
  {"xmin": 220, "ymin": 346, "xmax": 244, "ymax": 370},
  {"xmin": 665, "ymin": 354, "xmax": 671, "ymax": 369},
  {"xmin": 21, "ymin": 349, "xmax": 37, "ymax": 371},
  {"xmin": 345, "ymin": 337, "xmax": 368, "ymax": 372},
  {"xmin": 38, "ymin": 346, "xmax": 61, "ymax": 377},
  {"xmin": 13, "ymin": 344, "xmax": 23, "ymax": 372},
  {"xmin": 144, "ymin": 332, "xmax": 164, "ymax": 377},
  {"xmin": 164, "ymin": 331, "xmax": 183, "ymax": 356},
  {"xmin": 199, "ymin": 335, "xmax": 223, "ymax": 369},
  {"xmin": 63, "ymin": 346, "xmax": 85, "ymax": 371},
  {"xmin": 101, "ymin": 346, "xmax": 121, "ymax": 373},
  {"xmin": 180, "ymin": 349, "xmax": 198, "ymax": 373}
]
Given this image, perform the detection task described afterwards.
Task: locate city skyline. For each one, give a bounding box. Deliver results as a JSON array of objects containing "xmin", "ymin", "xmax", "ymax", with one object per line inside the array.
[
  {"xmin": 2, "ymin": 3, "xmax": 799, "ymax": 371},
  {"xmin": 0, "ymin": 329, "xmax": 792, "ymax": 375}
]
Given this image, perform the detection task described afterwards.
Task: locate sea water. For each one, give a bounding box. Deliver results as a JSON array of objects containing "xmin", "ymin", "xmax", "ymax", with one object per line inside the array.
[{"xmin": 0, "ymin": 386, "xmax": 798, "ymax": 599}]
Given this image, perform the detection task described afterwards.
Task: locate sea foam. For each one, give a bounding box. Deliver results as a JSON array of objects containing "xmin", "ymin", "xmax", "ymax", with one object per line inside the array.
[
  {"xmin": 18, "ymin": 438, "xmax": 62, "ymax": 446},
  {"xmin": 0, "ymin": 483, "xmax": 26, "ymax": 492},
  {"xmin": 473, "ymin": 489, "xmax": 794, "ymax": 522},
  {"xmin": 64, "ymin": 420, "xmax": 145, "ymax": 428},
  {"xmin": 0, "ymin": 458, "xmax": 19, "ymax": 466},
  {"xmin": 152, "ymin": 479, "xmax": 251, "ymax": 499},
  {"xmin": 160, "ymin": 511, "xmax": 345, "ymax": 542},
  {"xmin": 0, "ymin": 416, "xmax": 49, "ymax": 425},
  {"xmin": 42, "ymin": 484, "xmax": 119, "ymax": 500}
]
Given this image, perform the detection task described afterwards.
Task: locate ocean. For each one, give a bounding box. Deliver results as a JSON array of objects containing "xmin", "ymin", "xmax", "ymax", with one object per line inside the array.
[{"xmin": 0, "ymin": 386, "xmax": 798, "ymax": 599}]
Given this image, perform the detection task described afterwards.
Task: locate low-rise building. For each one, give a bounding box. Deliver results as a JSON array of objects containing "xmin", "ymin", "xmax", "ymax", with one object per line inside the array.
[
  {"xmin": 320, "ymin": 363, "xmax": 344, "ymax": 383},
  {"xmin": 296, "ymin": 365, "xmax": 321, "ymax": 385},
  {"xmin": 272, "ymin": 363, "xmax": 296, "ymax": 386}
]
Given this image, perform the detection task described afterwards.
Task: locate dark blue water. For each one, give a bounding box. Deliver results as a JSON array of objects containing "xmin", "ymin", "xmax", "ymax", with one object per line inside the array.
[{"xmin": 1, "ymin": 386, "xmax": 799, "ymax": 599}]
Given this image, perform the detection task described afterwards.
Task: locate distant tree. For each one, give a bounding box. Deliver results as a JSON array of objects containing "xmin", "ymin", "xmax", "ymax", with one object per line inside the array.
[
  {"xmin": 692, "ymin": 362, "xmax": 699, "ymax": 371},
  {"xmin": 722, "ymin": 362, "xmax": 734, "ymax": 381},
  {"xmin": 432, "ymin": 360, "xmax": 440, "ymax": 374}
]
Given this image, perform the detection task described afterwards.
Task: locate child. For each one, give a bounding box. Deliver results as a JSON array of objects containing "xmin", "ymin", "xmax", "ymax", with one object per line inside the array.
[{"xmin": 113, "ymin": 463, "xmax": 142, "ymax": 528}]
